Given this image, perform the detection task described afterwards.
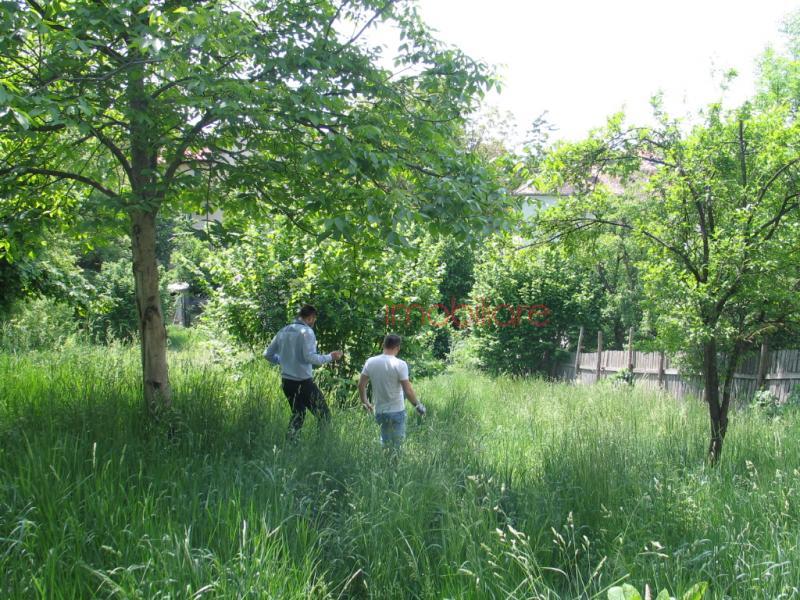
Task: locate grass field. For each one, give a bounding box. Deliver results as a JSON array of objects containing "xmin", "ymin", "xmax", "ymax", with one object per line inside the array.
[{"xmin": 1, "ymin": 332, "xmax": 799, "ymax": 598}]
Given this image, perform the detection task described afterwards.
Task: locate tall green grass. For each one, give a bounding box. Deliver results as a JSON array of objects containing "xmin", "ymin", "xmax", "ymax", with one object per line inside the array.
[{"xmin": 1, "ymin": 336, "xmax": 799, "ymax": 598}]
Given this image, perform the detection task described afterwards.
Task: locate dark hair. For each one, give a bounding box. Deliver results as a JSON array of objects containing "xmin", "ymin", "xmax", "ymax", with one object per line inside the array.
[
  {"xmin": 383, "ymin": 334, "xmax": 402, "ymax": 349},
  {"xmin": 298, "ymin": 304, "xmax": 318, "ymax": 319}
]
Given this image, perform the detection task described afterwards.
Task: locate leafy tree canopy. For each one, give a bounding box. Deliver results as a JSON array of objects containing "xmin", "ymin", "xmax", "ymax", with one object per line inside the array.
[
  {"xmin": 0, "ymin": 0, "xmax": 511, "ymax": 255},
  {"xmin": 534, "ymin": 100, "xmax": 800, "ymax": 461},
  {"xmin": 0, "ymin": 0, "xmax": 515, "ymax": 413}
]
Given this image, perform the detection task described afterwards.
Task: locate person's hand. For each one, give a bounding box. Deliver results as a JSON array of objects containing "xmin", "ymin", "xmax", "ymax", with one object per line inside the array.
[
  {"xmin": 330, "ymin": 350, "xmax": 343, "ymax": 361},
  {"xmin": 415, "ymin": 402, "xmax": 426, "ymax": 416},
  {"xmin": 362, "ymin": 402, "xmax": 374, "ymax": 414}
]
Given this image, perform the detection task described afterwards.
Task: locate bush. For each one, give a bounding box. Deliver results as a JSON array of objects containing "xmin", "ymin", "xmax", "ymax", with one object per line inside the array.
[
  {"xmin": 446, "ymin": 327, "xmax": 482, "ymax": 370},
  {"xmin": 467, "ymin": 237, "xmax": 605, "ymax": 375},
  {"xmin": 166, "ymin": 229, "xmax": 215, "ymax": 298},
  {"xmin": 608, "ymin": 367, "xmax": 634, "ymax": 386},
  {"xmin": 201, "ymin": 222, "xmax": 447, "ymax": 382},
  {"xmin": 751, "ymin": 388, "xmax": 799, "ymax": 417},
  {"xmin": 1, "ymin": 231, "xmax": 178, "ymax": 347},
  {"xmin": 0, "ymin": 234, "xmax": 100, "ymax": 319},
  {"xmin": 788, "ymin": 384, "xmax": 800, "ymax": 405},
  {"xmin": 0, "ymin": 296, "xmax": 82, "ymax": 352},
  {"xmin": 751, "ymin": 390, "xmax": 786, "ymax": 416},
  {"xmin": 86, "ymin": 253, "xmax": 170, "ymax": 343}
]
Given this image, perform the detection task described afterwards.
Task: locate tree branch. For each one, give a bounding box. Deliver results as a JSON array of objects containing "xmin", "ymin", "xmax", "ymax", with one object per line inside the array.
[
  {"xmin": 514, "ymin": 220, "xmax": 599, "ymax": 250},
  {"xmin": 754, "ymin": 194, "xmax": 800, "ymax": 242},
  {"xmin": 542, "ymin": 216, "xmax": 704, "ymax": 282},
  {"xmin": 163, "ymin": 111, "xmax": 218, "ymax": 186},
  {"xmin": 756, "ymin": 156, "xmax": 800, "ymax": 205},
  {"xmin": 339, "ymin": 1, "xmax": 396, "ymax": 52},
  {"xmin": 695, "ymin": 190, "xmax": 710, "ymax": 282},
  {"xmin": 89, "ymin": 125, "xmax": 133, "ymax": 183},
  {"xmin": 738, "ymin": 120, "xmax": 747, "ymax": 189},
  {"xmin": 1, "ymin": 166, "xmax": 118, "ymax": 197}
]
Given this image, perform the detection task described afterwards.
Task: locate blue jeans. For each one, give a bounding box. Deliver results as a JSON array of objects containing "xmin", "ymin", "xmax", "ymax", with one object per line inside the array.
[{"xmin": 375, "ymin": 410, "xmax": 406, "ymax": 447}]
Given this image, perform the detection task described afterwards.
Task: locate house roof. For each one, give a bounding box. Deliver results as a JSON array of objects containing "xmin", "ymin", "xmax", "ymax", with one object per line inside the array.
[{"xmin": 514, "ymin": 171, "xmax": 627, "ymax": 197}]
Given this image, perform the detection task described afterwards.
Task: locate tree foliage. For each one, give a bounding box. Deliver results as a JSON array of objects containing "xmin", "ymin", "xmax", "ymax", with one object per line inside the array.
[
  {"xmin": 757, "ymin": 9, "xmax": 800, "ymax": 115},
  {"xmin": 191, "ymin": 220, "xmax": 446, "ymax": 403},
  {"xmin": 0, "ymin": 0, "xmax": 510, "ymax": 247},
  {"xmin": 1, "ymin": 0, "xmax": 510, "ymax": 414},
  {"xmin": 467, "ymin": 235, "xmax": 605, "ymax": 375},
  {"xmin": 537, "ymin": 102, "xmax": 800, "ymax": 461}
]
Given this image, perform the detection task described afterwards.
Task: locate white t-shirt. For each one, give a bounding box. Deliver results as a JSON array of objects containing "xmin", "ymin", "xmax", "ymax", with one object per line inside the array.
[{"xmin": 361, "ymin": 353, "xmax": 409, "ymax": 414}]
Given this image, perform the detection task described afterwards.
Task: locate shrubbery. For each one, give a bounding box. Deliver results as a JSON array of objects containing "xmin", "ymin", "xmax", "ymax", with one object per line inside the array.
[
  {"xmin": 0, "ymin": 235, "xmax": 95, "ymax": 318},
  {"xmin": 1, "ymin": 217, "xmax": 456, "ymax": 388},
  {"xmin": 0, "ymin": 232, "xmax": 175, "ymax": 345},
  {"xmin": 192, "ymin": 222, "xmax": 448, "ymax": 401},
  {"xmin": 752, "ymin": 386, "xmax": 800, "ymax": 417},
  {"xmin": 467, "ymin": 236, "xmax": 605, "ymax": 375},
  {"xmin": 87, "ymin": 253, "xmax": 169, "ymax": 342},
  {"xmin": 0, "ymin": 296, "xmax": 82, "ymax": 352}
]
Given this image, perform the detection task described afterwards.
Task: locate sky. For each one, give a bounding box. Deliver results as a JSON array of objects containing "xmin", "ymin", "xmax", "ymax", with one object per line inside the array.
[{"xmin": 395, "ymin": 0, "xmax": 800, "ymax": 144}]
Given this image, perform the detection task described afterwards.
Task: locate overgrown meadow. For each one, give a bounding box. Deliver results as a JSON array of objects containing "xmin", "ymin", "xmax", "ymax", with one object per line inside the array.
[{"xmin": 1, "ymin": 330, "xmax": 799, "ymax": 599}]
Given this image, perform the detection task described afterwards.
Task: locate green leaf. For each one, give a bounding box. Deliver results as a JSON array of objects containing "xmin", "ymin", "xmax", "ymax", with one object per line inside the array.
[
  {"xmin": 607, "ymin": 584, "xmax": 642, "ymax": 600},
  {"xmin": 655, "ymin": 591, "xmax": 673, "ymax": 600},
  {"xmin": 11, "ymin": 108, "xmax": 30, "ymax": 129},
  {"xmin": 77, "ymin": 98, "xmax": 92, "ymax": 116},
  {"xmin": 681, "ymin": 582, "xmax": 708, "ymax": 600},
  {"xmin": 0, "ymin": 85, "xmax": 13, "ymax": 104}
]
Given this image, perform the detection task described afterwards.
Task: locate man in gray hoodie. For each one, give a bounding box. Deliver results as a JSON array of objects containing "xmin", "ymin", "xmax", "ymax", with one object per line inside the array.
[{"xmin": 264, "ymin": 305, "xmax": 343, "ymax": 437}]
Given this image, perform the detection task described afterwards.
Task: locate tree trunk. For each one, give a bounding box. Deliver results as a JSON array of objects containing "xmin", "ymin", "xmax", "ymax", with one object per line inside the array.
[
  {"xmin": 127, "ymin": 37, "xmax": 170, "ymax": 417},
  {"xmin": 131, "ymin": 210, "xmax": 171, "ymax": 416},
  {"xmin": 613, "ymin": 320, "xmax": 625, "ymax": 349},
  {"xmin": 720, "ymin": 340, "xmax": 745, "ymax": 415},
  {"xmin": 703, "ymin": 337, "xmax": 726, "ymax": 464}
]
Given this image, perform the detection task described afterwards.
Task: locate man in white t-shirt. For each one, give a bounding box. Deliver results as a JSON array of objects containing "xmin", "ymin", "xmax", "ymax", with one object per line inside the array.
[{"xmin": 358, "ymin": 334, "xmax": 426, "ymax": 447}]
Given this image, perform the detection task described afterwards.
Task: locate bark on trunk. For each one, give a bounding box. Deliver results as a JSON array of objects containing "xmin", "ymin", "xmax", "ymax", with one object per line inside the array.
[
  {"xmin": 131, "ymin": 210, "xmax": 171, "ymax": 415},
  {"xmin": 703, "ymin": 338, "xmax": 726, "ymax": 464},
  {"xmin": 720, "ymin": 341, "xmax": 745, "ymax": 415},
  {"xmin": 613, "ymin": 320, "xmax": 625, "ymax": 349},
  {"xmin": 127, "ymin": 34, "xmax": 170, "ymax": 417}
]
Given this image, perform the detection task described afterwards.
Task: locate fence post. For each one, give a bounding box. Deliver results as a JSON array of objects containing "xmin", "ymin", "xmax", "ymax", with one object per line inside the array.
[
  {"xmin": 658, "ymin": 351, "xmax": 666, "ymax": 389},
  {"xmin": 756, "ymin": 339, "xmax": 769, "ymax": 391},
  {"xmin": 627, "ymin": 327, "xmax": 635, "ymax": 374},
  {"xmin": 574, "ymin": 326, "xmax": 584, "ymax": 382},
  {"xmin": 595, "ymin": 330, "xmax": 603, "ymax": 383}
]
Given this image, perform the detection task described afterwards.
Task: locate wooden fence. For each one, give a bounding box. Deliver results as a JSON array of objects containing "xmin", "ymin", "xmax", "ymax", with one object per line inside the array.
[{"xmin": 555, "ymin": 346, "xmax": 800, "ymax": 404}]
